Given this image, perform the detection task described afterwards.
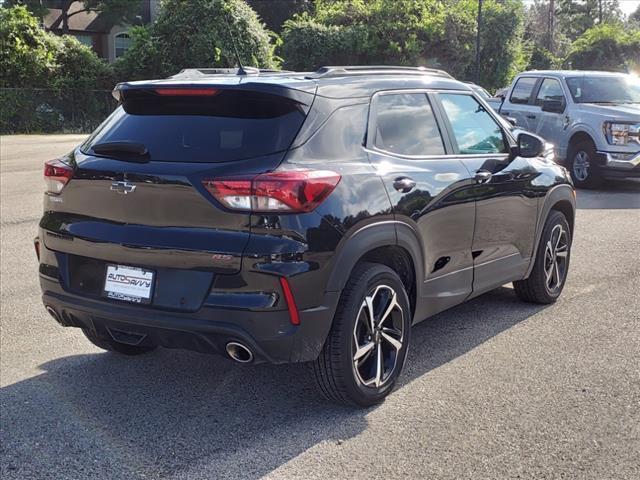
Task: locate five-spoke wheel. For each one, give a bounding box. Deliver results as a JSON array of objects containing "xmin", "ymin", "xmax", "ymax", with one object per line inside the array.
[
  {"xmin": 353, "ymin": 285, "xmax": 404, "ymax": 388},
  {"xmin": 313, "ymin": 263, "xmax": 411, "ymax": 406}
]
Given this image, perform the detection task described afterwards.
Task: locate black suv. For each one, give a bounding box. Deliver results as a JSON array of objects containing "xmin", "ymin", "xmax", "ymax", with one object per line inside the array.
[{"xmin": 37, "ymin": 66, "xmax": 575, "ymax": 406}]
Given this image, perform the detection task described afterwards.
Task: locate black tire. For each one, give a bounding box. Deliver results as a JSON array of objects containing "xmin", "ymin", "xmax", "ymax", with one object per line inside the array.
[
  {"xmin": 514, "ymin": 210, "xmax": 572, "ymax": 304},
  {"xmin": 82, "ymin": 328, "xmax": 156, "ymax": 356},
  {"xmin": 312, "ymin": 262, "xmax": 411, "ymax": 407},
  {"xmin": 567, "ymin": 139, "xmax": 602, "ymax": 189}
]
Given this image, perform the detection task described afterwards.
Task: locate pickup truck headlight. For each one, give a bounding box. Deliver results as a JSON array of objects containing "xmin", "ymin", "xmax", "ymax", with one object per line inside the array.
[{"xmin": 603, "ymin": 122, "xmax": 640, "ymax": 145}]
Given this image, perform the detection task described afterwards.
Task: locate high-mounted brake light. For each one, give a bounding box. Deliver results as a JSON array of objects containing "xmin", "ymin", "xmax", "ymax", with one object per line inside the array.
[
  {"xmin": 154, "ymin": 88, "xmax": 219, "ymax": 96},
  {"xmin": 44, "ymin": 159, "xmax": 74, "ymax": 194},
  {"xmin": 203, "ymin": 170, "xmax": 341, "ymax": 213}
]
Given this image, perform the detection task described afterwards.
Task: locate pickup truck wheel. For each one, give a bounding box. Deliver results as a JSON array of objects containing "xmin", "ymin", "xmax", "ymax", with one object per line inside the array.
[
  {"xmin": 567, "ymin": 140, "xmax": 602, "ymax": 188},
  {"xmin": 82, "ymin": 329, "xmax": 157, "ymax": 355},
  {"xmin": 513, "ymin": 210, "xmax": 571, "ymax": 304},
  {"xmin": 312, "ymin": 262, "xmax": 411, "ymax": 407}
]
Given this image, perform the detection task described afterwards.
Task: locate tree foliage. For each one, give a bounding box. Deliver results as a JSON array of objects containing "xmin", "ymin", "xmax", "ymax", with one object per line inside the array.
[
  {"xmin": 280, "ymin": 0, "xmax": 525, "ymax": 90},
  {"xmin": 565, "ymin": 24, "xmax": 640, "ymax": 71},
  {"xmin": 115, "ymin": 0, "xmax": 277, "ymax": 81}
]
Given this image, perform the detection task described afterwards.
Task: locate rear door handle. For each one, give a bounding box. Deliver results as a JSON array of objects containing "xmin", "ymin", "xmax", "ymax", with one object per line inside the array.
[
  {"xmin": 474, "ymin": 170, "xmax": 492, "ymax": 184},
  {"xmin": 393, "ymin": 177, "xmax": 416, "ymax": 193}
]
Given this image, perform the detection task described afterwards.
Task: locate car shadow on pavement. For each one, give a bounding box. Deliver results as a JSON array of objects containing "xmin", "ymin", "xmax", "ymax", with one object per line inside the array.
[
  {"xmin": 576, "ymin": 179, "xmax": 640, "ymax": 210},
  {"xmin": 1, "ymin": 287, "xmax": 548, "ymax": 480}
]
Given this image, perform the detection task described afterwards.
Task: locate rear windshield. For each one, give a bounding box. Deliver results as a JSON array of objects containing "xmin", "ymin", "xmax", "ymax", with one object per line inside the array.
[{"xmin": 82, "ymin": 89, "xmax": 307, "ymax": 162}]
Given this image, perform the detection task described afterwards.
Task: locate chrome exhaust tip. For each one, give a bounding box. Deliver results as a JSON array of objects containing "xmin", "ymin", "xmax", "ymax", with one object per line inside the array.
[
  {"xmin": 45, "ymin": 306, "xmax": 61, "ymax": 323},
  {"xmin": 225, "ymin": 341, "xmax": 254, "ymax": 364}
]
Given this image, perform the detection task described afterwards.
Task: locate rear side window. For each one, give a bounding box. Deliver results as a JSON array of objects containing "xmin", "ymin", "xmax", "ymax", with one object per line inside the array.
[
  {"xmin": 439, "ymin": 93, "xmax": 507, "ymax": 155},
  {"xmin": 374, "ymin": 93, "xmax": 445, "ymax": 156},
  {"xmin": 83, "ymin": 90, "xmax": 307, "ymax": 163},
  {"xmin": 509, "ymin": 77, "xmax": 537, "ymax": 104}
]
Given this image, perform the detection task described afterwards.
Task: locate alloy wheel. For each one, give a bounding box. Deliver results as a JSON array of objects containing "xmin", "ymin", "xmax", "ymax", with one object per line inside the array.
[
  {"xmin": 352, "ymin": 285, "xmax": 404, "ymax": 388},
  {"xmin": 573, "ymin": 151, "xmax": 590, "ymax": 181},
  {"xmin": 544, "ymin": 224, "xmax": 569, "ymax": 292}
]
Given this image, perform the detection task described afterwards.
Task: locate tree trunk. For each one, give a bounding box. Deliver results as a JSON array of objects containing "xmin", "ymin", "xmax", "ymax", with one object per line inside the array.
[{"xmin": 61, "ymin": 0, "xmax": 74, "ymax": 34}]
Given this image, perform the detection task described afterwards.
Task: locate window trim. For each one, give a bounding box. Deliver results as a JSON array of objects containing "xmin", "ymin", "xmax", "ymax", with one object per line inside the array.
[
  {"xmin": 509, "ymin": 76, "xmax": 542, "ymax": 105},
  {"xmin": 365, "ymin": 89, "xmax": 453, "ymax": 159},
  {"xmin": 432, "ymin": 91, "xmax": 513, "ymax": 156},
  {"xmin": 114, "ymin": 31, "xmax": 132, "ymax": 59}
]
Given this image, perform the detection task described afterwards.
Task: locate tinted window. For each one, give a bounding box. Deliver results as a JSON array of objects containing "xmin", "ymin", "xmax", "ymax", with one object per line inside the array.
[
  {"xmin": 439, "ymin": 93, "xmax": 507, "ymax": 155},
  {"xmin": 83, "ymin": 90, "xmax": 307, "ymax": 163},
  {"xmin": 509, "ymin": 77, "xmax": 537, "ymax": 104},
  {"xmin": 535, "ymin": 78, "xmax": 565, "ymax": 107},
  {"xmin": 374, "ymin": 93, "xmax": 445, "ymax": 156},
  {"xmin": 566, "ymin": 75, "xmax": 640, "ymax": 104}
]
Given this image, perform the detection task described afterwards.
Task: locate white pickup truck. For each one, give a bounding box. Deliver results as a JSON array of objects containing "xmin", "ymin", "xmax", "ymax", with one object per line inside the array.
[{"xmin": 489, "ymin": 70, "xmax": 640, "ymax": 187}]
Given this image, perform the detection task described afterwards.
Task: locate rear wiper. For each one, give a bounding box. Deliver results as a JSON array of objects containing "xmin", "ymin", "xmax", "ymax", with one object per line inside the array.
[{"xmin": 91, "ymin": 141, "xmax": 149, "ymax": 162}]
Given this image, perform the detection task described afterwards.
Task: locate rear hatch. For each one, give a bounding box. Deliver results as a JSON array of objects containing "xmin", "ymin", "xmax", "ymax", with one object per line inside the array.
[{"xmin": 41, "ymin": 83, "xmax": 313, "ymax": 307}]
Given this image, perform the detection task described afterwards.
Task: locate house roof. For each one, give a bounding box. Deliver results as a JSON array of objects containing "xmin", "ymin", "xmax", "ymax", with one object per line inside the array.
[{"xmin": 44, "ymin": 1, "xmax": 151, "ymax": 34}]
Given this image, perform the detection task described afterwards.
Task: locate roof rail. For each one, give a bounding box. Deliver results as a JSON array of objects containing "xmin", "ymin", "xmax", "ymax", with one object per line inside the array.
[
  {"xmin": 170, "ymin": 68, "xmax": 291, "ymax": 79},
  {"xmin": 306, "ymin": 65, "xmax": 454, "ymax": 79}
]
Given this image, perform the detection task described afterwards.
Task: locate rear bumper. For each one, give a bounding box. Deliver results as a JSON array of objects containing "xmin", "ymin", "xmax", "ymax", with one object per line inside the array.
[{"xmin": 40, "ymin": 274, "xmax": 339, "ymax": 365}]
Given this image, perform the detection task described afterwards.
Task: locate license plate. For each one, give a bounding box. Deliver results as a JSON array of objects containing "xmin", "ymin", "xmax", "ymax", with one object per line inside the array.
[{"xmin": 103, "ymin": 265, "xmax": 154, "ymax": 304}]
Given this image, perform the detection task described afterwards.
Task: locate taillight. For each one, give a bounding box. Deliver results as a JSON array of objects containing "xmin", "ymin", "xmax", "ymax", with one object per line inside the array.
[
  {"xmin": 203, "ymin": 170, "xmax": 341, "ymax": 213},
  {"xmin": 44, "ymin": 158, "xmax": 74, "ymax": 194}
]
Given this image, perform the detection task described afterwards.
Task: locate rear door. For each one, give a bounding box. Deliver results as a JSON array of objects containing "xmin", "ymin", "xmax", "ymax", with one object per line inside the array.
[
  {"xmin": 366, "ymin": 91, "xmax": 476, "ymax": 318},
  {"xmin": 500, "ymin": 76, "xmax": 541, "ymax": 130},
  {"xmin": 42, "ymin": 86, "xmax": 310, "ymax": 307}
]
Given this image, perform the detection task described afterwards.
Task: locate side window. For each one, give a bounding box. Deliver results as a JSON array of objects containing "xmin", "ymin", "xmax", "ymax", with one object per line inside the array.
[
  {"xmin": 535, "ymin": 78, "xmax": 566, "ymax": 107},
  {"xmin": 509, "ymin": 77, "xmax": 537, "ymax": 104},
  {"xmin": 374, "ymin": 93, "xmax": 445, "ymax": 156},
  {"xmin": 439, "ymin": 93, "xmax": 508, "ymax": 155}
]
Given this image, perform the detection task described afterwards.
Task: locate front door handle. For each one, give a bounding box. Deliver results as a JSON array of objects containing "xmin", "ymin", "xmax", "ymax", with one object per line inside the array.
[
  {"xmin": 474, "ymin": 170, "xmax": 492, "ymax": 184},
  {"xmin": 526, "ymin": 114, "xmax": 537, "ymax": 120},
  {"xmin": 393, "ymin": 177, "xmax": 416, "ymax": 193}
]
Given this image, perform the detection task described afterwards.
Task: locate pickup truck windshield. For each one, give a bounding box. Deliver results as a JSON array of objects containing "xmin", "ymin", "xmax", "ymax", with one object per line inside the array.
[{"xmin": 566, "ymin": 76, "xmax": 640, "ymax": 104}]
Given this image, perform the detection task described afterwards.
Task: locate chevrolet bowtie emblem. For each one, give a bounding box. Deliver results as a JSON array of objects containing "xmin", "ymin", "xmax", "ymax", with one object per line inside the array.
[{"xmin": 110, "ymin": 181, "xmax": 136, "ymax": 195}]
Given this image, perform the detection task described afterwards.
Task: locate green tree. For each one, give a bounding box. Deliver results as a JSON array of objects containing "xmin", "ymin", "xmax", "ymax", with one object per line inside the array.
[
  {"xmin": 565, "ymin": 23, "xmax": 640, "ymax": 71},
  {"xmin": 280, "ymin": 0, "xmax": 526, "ymax": 91},
  {"xmin": 558, "ymin": 0, "xmax": 623, "ymax": 39},
  {"xmin": 0, "ymin": 5, "xmax": 57, "ymax": 88},
  {"xmin": 115, "ymin": 0, "xmax": 277, "ymax": 81}
]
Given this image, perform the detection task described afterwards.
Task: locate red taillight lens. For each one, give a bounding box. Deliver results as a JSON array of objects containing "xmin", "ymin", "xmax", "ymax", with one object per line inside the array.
[
  {"xmin": 203, "ymin": 170, "xmax": 341, "ymax": 213},
  {"xmin": 44, "ymin": 159, "xmax": 74, "ymax": 194},
  {"xmin": 154, "ymin": 88, "xmax": 219, "ymax": 96}
]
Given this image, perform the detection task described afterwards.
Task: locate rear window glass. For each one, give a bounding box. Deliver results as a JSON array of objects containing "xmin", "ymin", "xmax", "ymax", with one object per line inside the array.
[
  {"xmin": 82, "ymin": 90, "xmax": 307, "ymax": 163},
  {"xmin": 509, "ymin": 77, "xmax": 537, "ymax": 104},
  {"xmin": 374, "ymin": 93, "xmax": 445, "ymax": 156}
]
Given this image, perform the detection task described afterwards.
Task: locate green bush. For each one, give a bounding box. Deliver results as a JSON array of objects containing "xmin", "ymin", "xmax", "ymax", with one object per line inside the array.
[
  {"xmin": 565, "ymin": 24, "xmax": 640, "ymax": 72},
  {"xmin": 114, "ymin": 0, "xmax": 277, "ymax": 81},
  {"xmin": 281, "ymin": 0, "xmax": 446, "ymax": 70},
  {"xmin": 1, "ymin": 5, "xmax": 117, "ymax": 133},
  {"xmin": 0, "ymin": 5, "xmax": 58, "ymax": 88},
  {"xmin": 280, "ymin": 0, "xmax": 525, "ymax": 91}
]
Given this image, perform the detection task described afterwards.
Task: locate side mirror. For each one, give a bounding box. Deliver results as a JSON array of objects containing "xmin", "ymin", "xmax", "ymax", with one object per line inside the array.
[
  {"xmin": 541, "ymin": 98, "xmax": 565, "ymax": 114},
  {"xmin": 517, "ymin": 132, "xmax": 545, "ymax": 158}
]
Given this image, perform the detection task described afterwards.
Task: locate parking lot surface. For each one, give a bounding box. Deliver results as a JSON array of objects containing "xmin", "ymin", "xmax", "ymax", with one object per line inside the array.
[{"xmin": 1, "ymin": 135, "xmax": 639, "ymax": 479}]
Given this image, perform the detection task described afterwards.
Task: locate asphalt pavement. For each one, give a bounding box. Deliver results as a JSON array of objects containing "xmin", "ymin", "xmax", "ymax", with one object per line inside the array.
[{"xmin": 1, "ymin": 135, "xmax": 639, "ymax": 480}]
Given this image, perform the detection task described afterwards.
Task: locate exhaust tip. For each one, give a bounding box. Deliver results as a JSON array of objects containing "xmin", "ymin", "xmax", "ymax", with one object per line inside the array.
[
  {"xmin": 225, "ymin": 341, "xmax": 254, "ymax": 364},
  {"xmin": 45, "ymin": 306, "xmax": 61, "ymax": 323}
]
